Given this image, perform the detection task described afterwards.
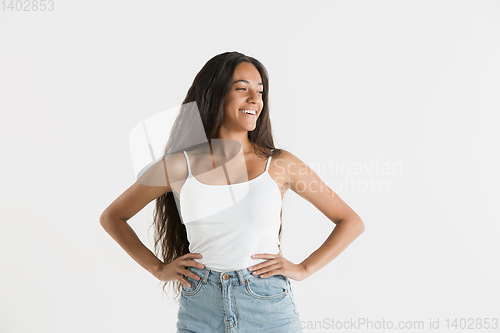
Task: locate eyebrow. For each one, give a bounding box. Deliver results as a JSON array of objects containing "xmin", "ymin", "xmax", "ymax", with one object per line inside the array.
[{"xmin": 233, "ymin": 79, "xmax": 263, "ymax": 86}]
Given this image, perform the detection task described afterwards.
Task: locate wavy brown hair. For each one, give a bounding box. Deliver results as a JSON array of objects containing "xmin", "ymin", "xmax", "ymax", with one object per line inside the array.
[{"xmin": 151, "ymin": 51, "xmax": 284, "ymax": 303}]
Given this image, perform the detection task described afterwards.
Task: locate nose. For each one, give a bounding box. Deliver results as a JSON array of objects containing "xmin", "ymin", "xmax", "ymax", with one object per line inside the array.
[{"xmin": 246, "ymin": 89, "xmax": 261, "ymax": 104}]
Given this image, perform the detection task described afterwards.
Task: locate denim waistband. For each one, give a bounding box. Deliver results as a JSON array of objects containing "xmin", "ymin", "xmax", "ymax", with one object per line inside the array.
[{"xmin": 186, "ymin": 265, "xmax": 254, "ymax": 286}]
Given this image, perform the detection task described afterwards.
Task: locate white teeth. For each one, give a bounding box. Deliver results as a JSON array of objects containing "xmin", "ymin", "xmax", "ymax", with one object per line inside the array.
[{"xmin": 240, "ymin": 109, "xmax": 256, "ymax": 115}]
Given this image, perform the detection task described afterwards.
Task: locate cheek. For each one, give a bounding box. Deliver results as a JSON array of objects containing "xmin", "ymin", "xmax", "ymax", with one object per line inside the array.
[
  {"xmin": 224, "ymin": 97, "xmax": 242, "ymax": 113},
  {"xmin": 223, "ymin": 94, "xmax": 235, "ymax": 107},
  {"xmin": 223, "ymin": 103, "xmax": 239, "ymax": 120}
]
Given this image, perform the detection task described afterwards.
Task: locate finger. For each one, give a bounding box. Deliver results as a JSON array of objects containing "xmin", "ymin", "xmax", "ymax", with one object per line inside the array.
[
  {"xmin": 249, "ymin": 258, "xmax": 276, "ymax": 272},
  {"xmin": 184, "ymin": 252, "xmax": 203, "ymax": 259},
  {"xmin": 183, "ymin": 269, "xmax": 203, "ymax": 281},
  {"xmin": 182, "ymin": 260, "xmax": 205, "ymax": 269},
  {"xmin": 178, "ymin": 277, "xmax": 192, "ymax": 288},
  {"xmin": 253, "ymin": 263, "xmax": 281, "ymax": 278},
  {"xmin": 251, "ymin": 253, "xmax": 277, "ymax": 259}
]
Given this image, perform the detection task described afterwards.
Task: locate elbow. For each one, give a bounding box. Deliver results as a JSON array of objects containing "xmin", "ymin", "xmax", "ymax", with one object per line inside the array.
[
  {"xmin": 100, "ymin": 213, "xmax": 127, "ymax": 229},
  {"xmin": 100, "ymin": 213, "xmax": 110, "ymax": 228},
  {"xmin": 358, "ymin": 220, "xmax": 365, "ymax": 234},
  {"xmin": 355, "ymin": 215, "xmax": 365, "ymax": 234},
  {"xmin": 344, "ymin": 216, "xmax": 365, "ymax": 234}
]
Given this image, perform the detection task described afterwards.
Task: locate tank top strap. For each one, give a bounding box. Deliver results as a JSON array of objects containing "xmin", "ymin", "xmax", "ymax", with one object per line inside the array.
[
  {"xmin": 265, "ymin": 149, "xmax": 274, "ymax": 172},
  {"xmin": 182, "ymin": 151, "xmax": 192, "ymax": 177}
]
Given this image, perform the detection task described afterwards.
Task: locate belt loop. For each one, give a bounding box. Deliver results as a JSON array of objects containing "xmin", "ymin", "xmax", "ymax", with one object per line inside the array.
[
  {"xmin": 236, "ymin": 269, "xmax": 245, "ymax": 286},
  {"xmin": 202, "ymin": 267, "xmax": 210, "ymax": 284}
]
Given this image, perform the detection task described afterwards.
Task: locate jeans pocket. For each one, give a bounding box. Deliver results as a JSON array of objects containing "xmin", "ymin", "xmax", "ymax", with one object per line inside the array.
[
  {"xmin": 245, "ymin": 274, "xmax": 288, "ymax": 301},
  {"xmin": 181, "ymin": 273, "xmax": 204, "ymax": 297}
]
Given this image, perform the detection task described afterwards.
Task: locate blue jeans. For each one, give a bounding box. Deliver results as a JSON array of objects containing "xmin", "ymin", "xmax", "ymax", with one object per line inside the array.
[{"xmin": 176, "ymin": 265, "xmax": 303, "ymax": 332}]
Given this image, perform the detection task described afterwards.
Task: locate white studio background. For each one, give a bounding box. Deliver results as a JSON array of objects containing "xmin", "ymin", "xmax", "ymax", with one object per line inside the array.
[{"xmin": 1, "ymin": 1, "xmax": 499, "ymax": 332}]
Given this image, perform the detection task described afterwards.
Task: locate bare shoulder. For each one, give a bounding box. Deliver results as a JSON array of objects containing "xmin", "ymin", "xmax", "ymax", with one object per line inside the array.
[
  {"xmin": 270, "ymin": 148, "xmax": 364, "ymax": 226},
  {"xmin": 272, "ymin": 148, "xmax": 308, "ymax": 172},
  {"xmin": 100, "ymin": 151, "xmax": 188, "ymax": 221},
  {"xmin": 275, "ymin": 148, "xmax": 325, "ymax": 190},
  {"xmin": 267, "ymin": 149, "xmax": 307, "ymax": 188}
]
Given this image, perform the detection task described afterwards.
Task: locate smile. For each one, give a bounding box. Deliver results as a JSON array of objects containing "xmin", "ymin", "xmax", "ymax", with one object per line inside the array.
[{"xmin": 239, "ymin": 109, "xmax": 257, "ymax": 118}]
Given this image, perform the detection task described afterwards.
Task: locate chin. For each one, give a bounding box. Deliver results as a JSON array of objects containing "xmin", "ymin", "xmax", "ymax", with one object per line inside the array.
[{"xmin": 241, "ymin": 124, "xmax": 256, "ymax": 131}]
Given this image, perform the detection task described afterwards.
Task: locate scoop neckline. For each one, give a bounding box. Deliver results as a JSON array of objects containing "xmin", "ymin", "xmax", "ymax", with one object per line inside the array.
[{"xmin": 189, "ymin": 169, "xmax": 269, "ymax": 187}]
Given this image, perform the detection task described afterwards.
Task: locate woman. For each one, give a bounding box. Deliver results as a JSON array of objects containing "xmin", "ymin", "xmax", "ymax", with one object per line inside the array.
[{"xmin": 100, "ymin": 51, "xmax": 365, "ymax": 332}]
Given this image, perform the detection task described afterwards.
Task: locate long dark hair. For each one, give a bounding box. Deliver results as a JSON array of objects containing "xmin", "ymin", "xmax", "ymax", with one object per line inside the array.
[{"xmin": 151, "ymin": 51, "xmax": 283, "ymax": 303}]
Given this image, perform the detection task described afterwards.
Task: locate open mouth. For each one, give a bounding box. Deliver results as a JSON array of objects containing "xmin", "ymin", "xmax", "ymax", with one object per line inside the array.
[{"xmin": 239, "ymin": 109, "xmax": 257, "ymax": 118}]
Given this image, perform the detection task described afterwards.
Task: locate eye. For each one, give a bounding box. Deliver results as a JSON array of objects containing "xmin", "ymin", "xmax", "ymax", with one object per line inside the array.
[{"xmin": 236, "ymin": 88, "xmax": 264, "ymax": 94}]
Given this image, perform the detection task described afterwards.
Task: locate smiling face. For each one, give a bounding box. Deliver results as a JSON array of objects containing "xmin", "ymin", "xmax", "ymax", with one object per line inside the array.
[{"xmin": 222, "ymin": 61, "xmax": 264, "ymax": 132}]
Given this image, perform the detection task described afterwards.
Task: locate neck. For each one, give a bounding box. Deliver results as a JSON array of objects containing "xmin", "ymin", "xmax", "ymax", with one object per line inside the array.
[{"xmin": 214, "ymin": 131, "xmax": 255, "ymax": 154}]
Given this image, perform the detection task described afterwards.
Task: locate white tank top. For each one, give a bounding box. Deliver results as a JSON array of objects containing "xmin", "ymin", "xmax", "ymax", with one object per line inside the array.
[{"xmin": 178, "ymin": 149, "xmax": 282, "ymax": 272}]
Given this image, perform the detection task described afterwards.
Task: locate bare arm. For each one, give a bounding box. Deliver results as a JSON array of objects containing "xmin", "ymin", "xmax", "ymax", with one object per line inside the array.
[
  {"xmin": 284, "ymin": 150, "xmax": 365, "ymax": 278},
  {"xmin": 300, "ymin": 218, "xmax": 364, "ymax": 277},
  {"xmin": 100, "ymin": 180, "xmax": 171, "ymax": 278},
  {"xmin": 99, "ymin": 155, "xmax": 204, "ymax": 286}
]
